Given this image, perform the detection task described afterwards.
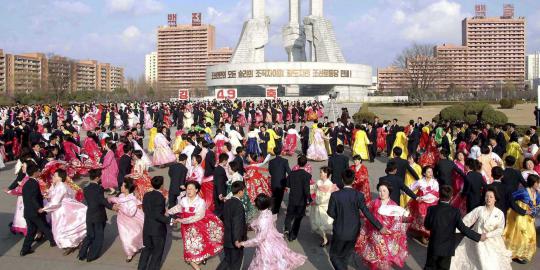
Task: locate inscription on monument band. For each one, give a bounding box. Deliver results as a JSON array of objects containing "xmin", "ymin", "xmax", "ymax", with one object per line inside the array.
[{"xmin": 211, "ymin": 69, "xmax": 352, "ymax": 79}]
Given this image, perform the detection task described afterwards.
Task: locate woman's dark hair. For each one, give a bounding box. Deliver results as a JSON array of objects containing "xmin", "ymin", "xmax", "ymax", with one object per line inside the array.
[
  {"xmin": 123, "ymin": 178, "xmax": 136, "ymax": 193},
  {"xmin": 229, "ymin": 160, "xmax": 240, "ymax": 172},
  {"xmin": 376, "ymin": 181, "xmax": 393, "ymax": 195},
  {"xmin": 439, "ymin": 185, "xmax": 454, "ymax": 202},
  {"xmin": 422, "ymin": 166, "xmax": 432, "ymax": 176},
  {"xmin": 480, "ymin": 145, "xmax": 490, "ymax": 155},
  {"xmin": 192, "ymin": 154, "xmax": 202, "ymax": 165},
  {"xmin": 133, "ymin": 150, "xmax": 143, "ymax": 159},
  {"xmin": 352, "ymin": 155, "xmax": 362, "ymax": 162},
  {"xmin": 186, "ymin": 180, "xmax": 201, "ymax": 192},
  {"xmin": 523, "ymin": 157, "xmax": 535, "ymax": 169},
  {"xmin": 485, "ymin": 186, "xmax": 499, "ymax": 202},
  {"xmin": 56, "ymin": 169, "xmax": 67, "ymax": 182},
  {"xmin": 526, "ymin": 174, "xmax": 540, "ymax": 188},
  {"xmin": 320, "ymin": 166, "xmax": 332, "ymax": 177},
  {"xmin": 254, "ymin": 194, "xmax": 272, "ymax": 210}
]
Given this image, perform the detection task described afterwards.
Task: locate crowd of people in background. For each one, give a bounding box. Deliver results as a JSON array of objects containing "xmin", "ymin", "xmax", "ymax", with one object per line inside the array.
[{"xmin": 1, "ymin": 98, "xmax": 539, "ymax": 270}]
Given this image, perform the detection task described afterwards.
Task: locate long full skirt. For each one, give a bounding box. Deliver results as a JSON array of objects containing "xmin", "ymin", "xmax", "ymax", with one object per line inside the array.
[
  {"xmin": 200, "ymin": 177, "xmax": 215, "ymax": 212},
  {"xmin": 117, "ymin": 211, "xmax": 144, "ymax": 257},
  {"xmin": 11, "ymin": 196, "xmax": 27, "ymax": 235},
  {"xmin": 503, "ymin": 202, "xmax": 538, "ymax": 261},
  {"xmin": 180, "ymin": 212, "xmax": 224, "ymax": 263},
  {"xmin": 282, "ymin": 134, "xmax": 297, "ymax": 156},
  {"xmin": 152, "ymin": 146, "xmax": 176, "ymax": 166},
  {"xmin": 451, "ymin": 234, "xmax": 512, "ymax": 270},
  {"xmin": 306, "ymin": 141, "xmax": 328, "ymax": 161},
  {"xmin": 50, "ymin": 199, "xmax": 87, "ymax": 248}
]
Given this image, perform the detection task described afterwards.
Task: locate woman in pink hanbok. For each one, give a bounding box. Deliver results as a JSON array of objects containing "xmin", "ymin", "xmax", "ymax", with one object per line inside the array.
[
  {"xmin": 101, "ymin": 142, "xmax": 119, "ymax": 194},
  {"xmin": 282, "ymin": 124, "xmax": 300, "ymax": 156},
  {"xmin": 450, "ymin": 151, "xmax": 468, "ymax": 216},
  {"xmin": 108, "ymin": 179, "xmax": 144, "ymax": 263},
  {"xmin": 307, "ymin": 123, "xmax": 329, "ymax": 161},
  {"xmin": 5, "ymin": 161, "xmax": 31, "ymax": 235},
  {"xmin": 255, "ymin": 109, "xmax": 263, "ymax": 123},
  {"xmin": 152, "ymin": 127, "xmax": 176, "ymax": 166},
  {"xmin": 82, "ymin": 111, "xmax": 97, "ymax": 131},
  {"xmin": 42, "ymin": 169, "xmax": 87, "ymax": 255},
  {"xmin": 143, "ymin": 108, "xmax": 153, "ymax": 130},
  {"xmin": 239, "ymin": 194, "xmax": 306, "ymax": 269}
]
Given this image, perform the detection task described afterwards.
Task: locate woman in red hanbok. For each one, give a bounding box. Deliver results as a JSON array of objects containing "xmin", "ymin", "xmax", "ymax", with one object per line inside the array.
[
  {"xmin": 213, "ymin": 130, "xmax": 229, "ymax": 158},
  {"xmin": 376, "ymin": 125, "xmax": 387, "ymax": 153},
  {"xmin": 255, "ymin": 108, "xmax": 263, "ymax": 123},
  {"xmin": 350, "ymin": 155, "xmax": 371, "ymax": 202},
  {"xmin": 450, "ymin": 151, "xmax": 468, "ymax": 216},
  {"xmin": 282, "ymin": 124, "xmax": 300, "ymax": 156},
  {"xmin": 355, "ymin": 182, "xmax": 409, "ymax": 270},
  {"xmin": 276, "ymin": 107, "xmax": 283, "ymax": 123},
  {"xmin": 127, "ymin": 150, "xmax": 168, "ymax": 201},
  {"xmin": 82, "ymin": 132, "xmax": 102, "ymax": 169},
  {"xmin": 244, "ymin": 153, "xmax": 272, "ymax": 204},
  {"xmin": 418, "ymin": 126, "xmax": 430, "ymax": 150},
  {"xmin": 82, "ymin": 111, "xmax": 97, "ymax": 131},
  {"xmin": 418, "ymin": 133, "xmax": 439, "ymax": 168},
  {"xmin": 168, "ymin": 181, "xmax": 224, "ymax": 268},
  {"xmin": 407, "ymin": 167, "xmax": 440, "ymax": 245}
]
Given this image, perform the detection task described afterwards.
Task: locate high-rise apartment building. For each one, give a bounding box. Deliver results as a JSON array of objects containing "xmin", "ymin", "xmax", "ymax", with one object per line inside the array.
[
  {"xmin": 378, "ymin": 4, "xmax": 526, "ymax": 94},
  {"xmin": 111, "ymin": 66, "xmax": 124, "ymax": 90},
  {"xmin": 48, "ymin": 55, "xmax": 72, "ymax": 93},
  {"xmin": 0, "ymin": 49, "xmax": 6, "ymax": 93},
  {"xmin": 157, "ymin": 13, "xmax": 232, "ymax": 92},
  {"xmin": 526, "ymin": 52, "xmax": 540, "ymax": 81},
  {"xmin": 145, "ymin": 51, "xmax": 158, "ymax": 83},
  {"xmin": 72, "ymin": 60, "xmax": 98, "ymax": 92},
  {"xmin": 97, "ymin": 63, "xmax": 111, "ymax": 91},
  {"xmin": 5, "ymin": 53, "xmax": 45, "ymax": 95}
]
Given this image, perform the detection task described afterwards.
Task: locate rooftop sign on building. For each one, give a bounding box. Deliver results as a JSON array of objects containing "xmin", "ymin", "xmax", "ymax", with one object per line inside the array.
[
  {"xmin": 192, "ymin": 13, "xmax": 202, "ymax": 26},
  {"xmin": 168, "ymin": 13, "xmax": 177, "ymax": 27}
]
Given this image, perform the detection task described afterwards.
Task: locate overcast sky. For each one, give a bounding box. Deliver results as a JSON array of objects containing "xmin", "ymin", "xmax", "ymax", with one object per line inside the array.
[{"xmin": 1, "ymin": 0, "xmax": 539, "ymax": 78}]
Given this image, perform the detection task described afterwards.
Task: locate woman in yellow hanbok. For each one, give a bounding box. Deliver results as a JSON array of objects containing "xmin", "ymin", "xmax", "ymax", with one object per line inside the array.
[
  {"xmin": 505, "ymin": 141, "xmax": 524, "ymax": 169},
  {"xmin": 104, "ymin": 111, "xmax": 111, "ymax": 127},
  {"xmin": 266, "ymin": 127, "xmax": 280, "ymax": 155},
  {"xmin": 391, "ymin": 127, "xmax": 408, "ymax": 159},
  {"xmin": 352, "ymin": 126, "xmax": 370, "ymax": 160},
  {"xmin": 503, "ymin": 174, "xmax": 540, "ymax": 264},
  {"xmin": 172, "ymin": 131, "xmax": 186, "ymax": 155},
  {"xmin": 147, "ymin": 127, "xmax": 158, "ymax": 153},
  {"xmin": 401, "ymin": 154, "xmax": 422, "ymax": 207}
]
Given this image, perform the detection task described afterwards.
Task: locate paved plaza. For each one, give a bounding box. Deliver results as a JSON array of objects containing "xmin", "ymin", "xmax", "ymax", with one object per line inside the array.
[{"xmin": 0, "ymin": 128, "xmax": 538, "ymax": 270}]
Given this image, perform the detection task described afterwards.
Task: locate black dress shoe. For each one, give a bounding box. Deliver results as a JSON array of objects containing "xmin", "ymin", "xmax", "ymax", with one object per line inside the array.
[
  {"xmin": 50, "ymin": 242, "xmax": 57, "ymax": 247},
  {"xmin": 20, "ymin": 250, "xmax": 34, "ymax": 256},
  {"xmin": 86, "ymin": 258, "xmax": 96, "ymax": 263},
  {"xmin": 78, "ymin": 256, "xmax": 86, "ymax": 261}
]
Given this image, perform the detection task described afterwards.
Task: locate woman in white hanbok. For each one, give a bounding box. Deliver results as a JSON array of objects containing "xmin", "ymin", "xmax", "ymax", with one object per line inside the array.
[
  {"xmin": 310, "ymin": 167, "xmax": 338, "ymax": 246},
  {"xmin": 184, "ymin": 110, "xmax": 194, "ymax": 129},
  {"xmin": 128, "ymin": 111, "xmax": 139, "ymax": 129},
  {"xmin": 450, "ymin": 187, "xmax": 512, "ymax": 270}
]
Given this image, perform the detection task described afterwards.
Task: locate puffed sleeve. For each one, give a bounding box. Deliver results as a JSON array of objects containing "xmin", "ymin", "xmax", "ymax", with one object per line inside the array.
[
  {"xmin": 42, "ymin": 185, "xmax": 65, "ymax": 212},
  {"xmin": 485, "ymin": 209, "xmax": 505, "ymax": 238},
  {"xmin": 242, "ymin": 215, "xmax": 268, "ymax": 248}
]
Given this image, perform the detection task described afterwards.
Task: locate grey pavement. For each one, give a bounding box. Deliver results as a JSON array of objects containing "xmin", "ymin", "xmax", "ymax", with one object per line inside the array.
[{"xmin": 0, "ymin": 128, "xmax": 538, "ymax": 270}]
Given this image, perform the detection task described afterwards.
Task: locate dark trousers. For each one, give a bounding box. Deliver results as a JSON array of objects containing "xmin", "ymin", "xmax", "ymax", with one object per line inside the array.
[
  {"xmin": 21, "ymin": 215, "xmax": 54, "ymax": 252},
  {"xmin": 138, "ymin": 235, "xmax": 166, "ymax": 270},
  {"xmin": 284, "ymin": 205, "xmax": 305, "ymax": 239},
  {"xmin": 271, "ymin": 186, "xmax": 285, "ymax": 214},
  {"xmin": 168, "ymin": 193, "xmax": 180, "ymax": 209},
  {"xmin": 329, "ymin": 238, "xmax": 356, "ymax": 270},
  {"xmin": 301, "ymin": 140, "xmax": 308, "ymax": 155},
  {"xmin": 260, "ymin": 143, "xmax": 268, "ymax": 157},
  {"xmin": 216, "ymin": 247, "xmax": 243, "ymax": 270},
  {"xmin": 386, "ymin": 136, "xmax": 394, "ymax": 154},
  {"xmin": 330, "ymin": 140, "xmax": 337, "ymax": 155},
  {"xmin": 117, "ymin": 175, "xmax": 125, "ymax": 192},
  {"xmin": 424, "ymin": 254, "xmax": 451, "ymax": 270},
  {"xmin": 78, "ymin": 222, "xmax": 105, "ymax": 260},
  {"xmin": 368, "ymin": 144, "xmax": 377, "ymax": 161}
]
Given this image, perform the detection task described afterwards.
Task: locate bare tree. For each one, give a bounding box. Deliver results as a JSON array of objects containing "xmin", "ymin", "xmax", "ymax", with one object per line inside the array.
[{"xmin": 394, "ymin": 44, "xmax": 448, "ymax": 107}]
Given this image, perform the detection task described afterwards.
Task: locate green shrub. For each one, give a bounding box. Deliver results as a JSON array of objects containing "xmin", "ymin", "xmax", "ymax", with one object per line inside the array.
[
  {"xmin": 499, "ymin": 98, "xmax": 516, "ymax": 109},
  {"xmin": 353, "ymin": 104, "xmax": 378, "ymax": 123},
  {"xmin": 464, "ymin": 102, "xmax": 490, "ymax": 115},
  {"xmin": 440, "ymin": 105, "xmax": 465, "ymax": 121},
  {"xmin": 465, "ymin": 114, "xmax": 478, "ymax": 123},
  {"xmin": 481, "ymin": 109, "xmax": 508, "ymax": 125}
]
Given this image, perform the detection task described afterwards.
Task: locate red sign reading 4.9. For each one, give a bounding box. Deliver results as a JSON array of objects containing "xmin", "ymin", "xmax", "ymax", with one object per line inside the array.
[
  {"xmin": 265, "ymin": 87, "xmax": 278, "ymax": 99},
  {"xmin": 178, "ymin": 89, "xmax": 189, "ymax": 100},
  {"xmin": 215, "ymin": 88, "xmax": 237, "ymax": 100}
]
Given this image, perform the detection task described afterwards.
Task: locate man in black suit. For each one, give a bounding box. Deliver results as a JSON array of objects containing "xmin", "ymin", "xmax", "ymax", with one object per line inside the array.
[
  {"xmin": 389, "ymin": 147, "xmax": 420, "ymax": 182},
  {"xmin": 233, "ymin": 147, "xmax": 246, "ymax": 176},
  {"xmin": 108, "ymin": 126, "xmax": 119, "ymax": 141},
  {"xmin": 327, "ymin": 169, "xmax": 388, "ymax": 270},
  {"xmin": 20, "ymin": 165, "xmax": 55, "ymax": 256},
  {"xmin": 367, "ymin": 123, "xmax": 377, "ymax": 162},
  {"xmin": 138, "ymin": 176, "xmax": 170, "ymax": 270},
  {"xmin": 30, "ymin": 142, "xmax": 46, "ymax": 168},
  {"xmin": 78, "ymin": 169, "xmax": 114, "ymax": 262},
  {"xmin": 135, "ymin": 123, "xmax": 145, "ymax": 147},
  {"xmin": 299, "ymin": 121, "xmax": 309, "ymax": 156},
  {"xmin": 434, "ymin": 149, "xmax": 466, "ymax": 187},
  {"xmin": 268, "ymin": 147, "xmax": 291, "ymax": 214},
  {"xmin": 51, "ymin": 110, "xmax": 59, "ymax": 129},
  {"xmin": 327, "ymin": 122, "xmax": 338, "ymax": 155},
  {"xmin": 328, "ymin": 144, "xmax": 349, "ymax": 189},
  {"xmin": 117, "ymin": 144, "xmax": 132, "ymax": 193},
  {"xmin": 386, "ymin": 119, "xmax": 397, "ymax": 155},
  {"xmin": 463, "ymin": 159, "xmax": 487, "ymax": 213},
  {"xmin": 216, "ymin": 181, "xmax": 247, "ymax": 270},
  {"xmin": 213, "ymin": 153, "xmax": 229, "ymax": 219},
  {"xmin": 424, "ymin": 185, "xmax": 485, "ymax": 270},
  {"xmin": 284, "ymin": 155, "xmax": 312, "ymax": 241},
  {"xmin": 168, "ymin": 154, "xmax": 188, "ymax": 208},
  {"xmin": 501, "ymin": 156, "xmax": 527, "ymax": 193},
  {"xmin": 379, "ymin": 161, "xmax": 417, "ymax": 205},
  {"xmin": 407, "ymin": 124, "xmax": 420, "ymax": 157},
  {"xmin": 204, "ymin": 143, "xmax": 216, "ymax": 177}
]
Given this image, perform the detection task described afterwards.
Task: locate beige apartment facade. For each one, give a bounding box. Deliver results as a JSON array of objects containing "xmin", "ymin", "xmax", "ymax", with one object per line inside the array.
[{"xmin": 0, "ymin": 49, "xmax": 5, "ymax": 93}]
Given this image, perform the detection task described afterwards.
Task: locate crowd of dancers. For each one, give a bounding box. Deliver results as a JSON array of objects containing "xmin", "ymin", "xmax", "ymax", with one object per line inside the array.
[{"xmin": 1, "ymin": 99, "xmax": 539, "ymax": 270}]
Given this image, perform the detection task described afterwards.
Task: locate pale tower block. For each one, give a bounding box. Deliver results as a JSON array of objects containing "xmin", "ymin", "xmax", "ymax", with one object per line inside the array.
[{"xmin": 253, "ymin": 0, "xmax": 265, "ymax": 19}]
